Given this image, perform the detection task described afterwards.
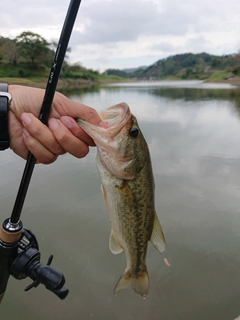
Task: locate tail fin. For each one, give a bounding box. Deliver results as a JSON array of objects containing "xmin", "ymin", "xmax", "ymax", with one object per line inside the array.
[{"xmin": 114, "ymin": 270, "xmax": 149, "ymax": 297}]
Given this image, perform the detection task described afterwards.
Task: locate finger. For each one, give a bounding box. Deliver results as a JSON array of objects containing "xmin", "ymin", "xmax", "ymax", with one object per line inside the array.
[
  {"xmin": 74, "ymin": 104, "xmax": 102, "ymax": 125},
  {"xmin": 21, "ymin": 113, "xmax": 65, "ymax": 155},
  {"xmin": 22, "ymin": 129, "xmax": 59, "ymax": 164},
  {"xmin": 48, "ymin": 118, "xmax": 90, "ymax": 158},
  {"xmin": 60, "ymin": 116, "xmax": 95, "ymax": 146},
  {"xmin": 53, "ymin": 94, "xmax": 103, "ymax": 125}
]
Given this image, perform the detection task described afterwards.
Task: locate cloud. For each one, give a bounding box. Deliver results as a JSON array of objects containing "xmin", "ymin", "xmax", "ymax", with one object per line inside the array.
[
  {"xmin": 75, "ymin": 0, "xmax": 191, "ymax": 45},
  {"xmin": 74, "ymin": 0, "xmax": 160, "ymax": 44},
  {"xmin": 1, "ymin": 1, "xmax": 67, "ymax": 28},
  {"xmin": 150, "ymin": 42, "xmax": 178, "ymax": 53},
  {"xmin": 1, "ymin": 0, "xmax": 240, "ymax": 70}
]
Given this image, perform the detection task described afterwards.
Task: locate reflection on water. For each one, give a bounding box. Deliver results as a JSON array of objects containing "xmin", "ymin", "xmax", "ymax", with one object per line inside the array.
[
  {"xmin": 106, "ymin": 80, "xmax": 237, "ymax": 89},
  {"xmin": 1, "ymin": 81, "xmax": 240, "ymax": 320}
]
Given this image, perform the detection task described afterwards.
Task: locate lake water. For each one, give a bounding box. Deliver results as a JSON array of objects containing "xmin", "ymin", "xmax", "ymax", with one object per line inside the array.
[{"xmin": 1, "ymin": 80, "xmax": 240, "ymax": 319}]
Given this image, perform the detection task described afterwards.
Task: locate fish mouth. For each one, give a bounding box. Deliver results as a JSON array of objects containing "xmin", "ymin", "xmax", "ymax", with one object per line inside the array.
[
  {"xmin": 77, "ymin": 102, "xmax": 136, "ymax": 180},
  {"xmin": 99, "ymin": 102, "xmax": 130, "ymax": 130},
  {"xmin": 77, "ymin": 102, "xmax": 131, "ymax": 145}
]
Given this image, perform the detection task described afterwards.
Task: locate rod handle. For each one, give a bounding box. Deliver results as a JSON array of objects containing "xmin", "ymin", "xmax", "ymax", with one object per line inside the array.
[
  {"xmin": 0, "ymin": 226, "xmax": 22, "ymax": 243},
  {"xmin": 0, "ymin": 222, "xmax": 23, "ymax": 304}
]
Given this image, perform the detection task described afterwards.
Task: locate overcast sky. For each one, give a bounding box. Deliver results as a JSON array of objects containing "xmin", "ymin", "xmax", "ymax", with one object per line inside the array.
[{"xmin": 1, "ymin": 0, "xmax": 240, "ymax": 71}]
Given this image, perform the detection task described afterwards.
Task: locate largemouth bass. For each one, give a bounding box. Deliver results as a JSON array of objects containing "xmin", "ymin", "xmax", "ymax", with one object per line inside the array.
[{"xmin": 77, "ymin": 102, "xmax": 166, "ymax": 297}]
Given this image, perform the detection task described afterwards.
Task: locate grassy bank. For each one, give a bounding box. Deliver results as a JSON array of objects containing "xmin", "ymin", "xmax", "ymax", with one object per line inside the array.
[
  {"xmin": 1, "ymin": 73, "xmax": 240, "ymax": 91},
  {"xmin": 0, "ymin": 77, "xmax": 104, "ymax": 91},
  {"xmin": 0, "ymin": 73, "xmax": 132, "ymax": 91},
  {"xmin": 203, "ymin": 71, "xmax": 240, "ymax": 86}
]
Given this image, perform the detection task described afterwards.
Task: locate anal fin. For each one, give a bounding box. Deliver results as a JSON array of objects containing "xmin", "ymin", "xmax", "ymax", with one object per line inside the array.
[
  {"xmin": 150, "ymin": 211, "xmax": 166, "ymax": 253},
  {"xmin": 109, "ymin": 229, "xmax": 123, "ymax": 254}
]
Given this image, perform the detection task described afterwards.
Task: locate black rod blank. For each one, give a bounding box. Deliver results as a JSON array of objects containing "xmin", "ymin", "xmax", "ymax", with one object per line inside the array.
[{"xmin": 10, "ymin": 0, "xmax": 82, "ymax": 223}]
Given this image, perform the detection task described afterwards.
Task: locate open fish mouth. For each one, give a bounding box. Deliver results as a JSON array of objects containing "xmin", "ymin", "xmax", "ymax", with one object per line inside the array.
[
  {"xmin": 99, "ymin": 102, "xmax": 131, "ymax": 130},
  {"xmin": 77, "ymin": 102, "xmax": 132, "ymax": 144}
]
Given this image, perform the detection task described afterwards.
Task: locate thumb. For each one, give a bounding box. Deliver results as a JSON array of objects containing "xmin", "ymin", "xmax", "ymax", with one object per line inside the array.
[{"xmin": 53, "ymin": 94, "xmax": 102, "ymax": 125}]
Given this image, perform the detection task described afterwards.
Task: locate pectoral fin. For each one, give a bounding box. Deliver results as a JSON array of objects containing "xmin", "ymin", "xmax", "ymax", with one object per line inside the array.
[
  {"xmin": 150, "ymin": 211, "xmax": 166, "ymax": 253},
  {"xmin": 109, "ymin": 229, "xmax": 123, "ymax": 254}
]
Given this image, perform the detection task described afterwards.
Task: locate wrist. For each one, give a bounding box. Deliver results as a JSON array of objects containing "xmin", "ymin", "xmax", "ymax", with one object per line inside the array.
[{"xmin": 0, "ymin": 84, "xmax": 11, "ymax": 150}]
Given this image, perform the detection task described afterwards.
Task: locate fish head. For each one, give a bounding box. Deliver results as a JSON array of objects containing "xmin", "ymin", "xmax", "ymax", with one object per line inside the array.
[{"xmin": 77, "ymin": 102, "xmax": 149, "ymax": 180}]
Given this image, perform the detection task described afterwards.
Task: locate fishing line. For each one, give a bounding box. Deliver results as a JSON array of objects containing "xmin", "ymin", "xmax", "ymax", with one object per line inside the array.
[{"xmin": 10, "ymin": 0, "xmax": 82, "ymax": 224}]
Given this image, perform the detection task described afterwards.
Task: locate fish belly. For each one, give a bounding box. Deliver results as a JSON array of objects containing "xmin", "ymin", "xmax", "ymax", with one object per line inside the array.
[{"xmin": 97, "ymin": 154, "xmax": 155, "ymax": 296}]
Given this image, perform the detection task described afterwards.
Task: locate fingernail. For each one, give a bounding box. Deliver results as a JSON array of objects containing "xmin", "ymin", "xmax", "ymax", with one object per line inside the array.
[
  {"xmin": 49, "ymin": 119, "xmax": 59, "ymax": 130},
  {"xmin": 21, "ymin": 113, "xmax": 31, "ymax": 126},
  {"xmin": 23, "ymin": 128, "xmax": 29, "ymax": 137},
  {"xmin": 60, "ymin": 116, "xmax": 75, "ymax": 129}
]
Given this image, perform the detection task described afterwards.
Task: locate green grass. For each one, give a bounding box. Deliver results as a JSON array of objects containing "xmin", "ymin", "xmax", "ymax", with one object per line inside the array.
[{"xmin": 207, "ymin": 70, "xmax": 232, "ymax": 81}]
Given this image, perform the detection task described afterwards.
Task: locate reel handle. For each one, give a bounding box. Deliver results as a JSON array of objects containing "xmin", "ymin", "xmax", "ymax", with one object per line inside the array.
[
  {"xmin": 11, "ymin": 247, "xmax": 69, "ymax": 300},
  {"xmin": 0, "ymin": 223, "xmax": 69, "ymax": 302}
]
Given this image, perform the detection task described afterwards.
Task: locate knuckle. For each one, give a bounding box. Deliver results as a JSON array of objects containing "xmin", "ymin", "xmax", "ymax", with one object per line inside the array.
[
  {"xmin": 25, "ymin": 138, "xmax": 36, "ymax": 150},
  {"xmin": 85, "ymin": 107, "xmax": 98, "ymax": 120},
  {"xmin": 57, "ymin": 133, "xmax": 71, "ymax": 145},
  {"xmin": 24, "ymin": 137, "xmax": 58, "ymax": 164},
  {"xmin": 41, "ymin": 154, "xmax": 58, "ymax": 165},
  {"xmin": 54, "ymin": 144, "xmax": 65, "ymax": 155},
  {"xmin": 28, "ymin": 124, "xmax": 43, "ymax": 137},
  {"xmin": 76, "ymin": 146, "xmax": 89, "ymax": 158}
]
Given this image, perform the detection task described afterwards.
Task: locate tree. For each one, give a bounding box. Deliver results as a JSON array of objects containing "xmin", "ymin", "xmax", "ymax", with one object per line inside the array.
[
  {"xmin": 0, "ymin": 37, "xmax": 18, "ymax": 64},
  {"xmin": 50, "ymin": 41, "xmax": 71, "ymax": 62},
  {"xmin": 14, "ymin": 31, "xmax": 51, "ymax": 65}
]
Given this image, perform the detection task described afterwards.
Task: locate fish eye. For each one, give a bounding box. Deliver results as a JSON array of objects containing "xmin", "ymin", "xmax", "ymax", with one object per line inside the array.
[{"xmin": 129, "ymin": 126, "xmax": 139, "ymax": 138}]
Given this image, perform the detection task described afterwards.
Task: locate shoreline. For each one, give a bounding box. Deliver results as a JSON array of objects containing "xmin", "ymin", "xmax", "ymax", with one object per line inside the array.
[
  {"xmin": 1, "ymin": 77, "xmax": 240, "ymax": 90},
  {"xmin": 0, "ymin": 77, "xmax": 99, "ymax": 90},
  {"xmin": 204, "ymin": 78, "xmax": 240, "ymax": 87}
]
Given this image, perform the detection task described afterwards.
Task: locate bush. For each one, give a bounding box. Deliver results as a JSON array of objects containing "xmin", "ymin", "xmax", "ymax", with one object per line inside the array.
[{"xmin": 232, "ymin": 67, "xmax": 240, "ymax": 75}]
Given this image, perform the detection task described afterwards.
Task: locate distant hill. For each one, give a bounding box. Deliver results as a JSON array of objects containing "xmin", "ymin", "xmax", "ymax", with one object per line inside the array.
[
  {"xmin": 104, "ymin": 66, "xmax": 148, "ymax": 78},
  {"xmin": 123, "ymin": 66, "xmax": 148, "ymax": 74},
  {"xmin": 1, "ymin": 31, "xmax": 240, "ymax": 84},
  {"xmin": 139, "ymin": 52, "xmax": 237, "ymax": 79},
  {"xmin": 104, "ymin": 69, "xmax": 128, "ymax": 77},
  {"xmin": 104, "ymin": 52, "xmax": 240, "ymax": 81}
]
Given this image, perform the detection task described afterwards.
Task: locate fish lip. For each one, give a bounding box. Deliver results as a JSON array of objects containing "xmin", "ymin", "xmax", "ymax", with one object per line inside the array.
[
  {"xmin": 99, "ymin": 102, "xmax": 131, "ymax": 137},
  {"xmin": 99, "ymin": 102, "xmax": 129, "ymax": 121},
  {"xmin": 77, "ymin": 102, "xmax": 131, "ymax": 143},
  {"xmin": 77, "ymin": 102, "xmax": 137, "ymax": 179}
]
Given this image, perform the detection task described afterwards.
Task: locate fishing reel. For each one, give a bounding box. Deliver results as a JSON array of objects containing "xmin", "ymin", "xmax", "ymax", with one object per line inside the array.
[
  {"xmin": 0, "ymin": 221, "xmax": 69, "ymax": 300},
  {"xmin": 0, "ymin": 0, "xmax": 82, "ymax": 304}
]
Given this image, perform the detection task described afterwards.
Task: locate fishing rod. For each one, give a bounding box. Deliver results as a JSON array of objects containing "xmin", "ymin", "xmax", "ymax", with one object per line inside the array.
[{"xmin": 0, "ymin": 0, "xmax": 82, "ymax": 303}]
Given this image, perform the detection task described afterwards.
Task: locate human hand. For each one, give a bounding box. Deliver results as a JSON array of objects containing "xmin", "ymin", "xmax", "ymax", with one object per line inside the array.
[{"xmin": 8, "ymin": 85, "xmax": 102, "ymax": 164}]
